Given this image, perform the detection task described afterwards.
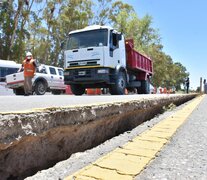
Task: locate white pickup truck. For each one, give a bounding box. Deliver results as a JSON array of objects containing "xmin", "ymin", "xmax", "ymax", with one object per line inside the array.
[{"xmin": 6, "ymin": 64, "xmax": 66, "ymax": 95}]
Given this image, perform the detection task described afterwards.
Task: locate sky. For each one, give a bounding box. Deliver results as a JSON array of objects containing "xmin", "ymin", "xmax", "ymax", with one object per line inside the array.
[{"xmin": 124, "ymin": 0, "xmax": 207, "ymax": 90}]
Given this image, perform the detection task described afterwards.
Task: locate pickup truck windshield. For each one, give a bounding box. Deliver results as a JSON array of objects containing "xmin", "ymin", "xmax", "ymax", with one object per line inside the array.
[{"xmin": 66, "ymin": 29, "xmax": 108, "ymax": 50}]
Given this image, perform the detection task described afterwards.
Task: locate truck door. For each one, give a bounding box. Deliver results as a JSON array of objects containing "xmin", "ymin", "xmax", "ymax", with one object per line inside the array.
[
  {"xmin": 49, "ymin": 67, "xmax": 59, "ymax": 88},
  {"xmin": 108, "ymin": 31, "xmax": 125, "ymax": 68},
  {"xmin": 57, "ymin": 68, "xmax": 65, "ymax": 89}
]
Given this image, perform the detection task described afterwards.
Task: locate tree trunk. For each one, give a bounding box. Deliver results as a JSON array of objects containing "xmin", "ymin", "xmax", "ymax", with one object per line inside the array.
[{"xmin": 7, "ymin": 0, "xmax": 23, "ymax": 60}]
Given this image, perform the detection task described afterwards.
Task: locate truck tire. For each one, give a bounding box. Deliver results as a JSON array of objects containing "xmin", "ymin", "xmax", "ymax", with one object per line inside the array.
[
  {"xmin": 13, "ymin": 88, "xmax": 25, "ymax": 95},
  {"xmin": 110, "ymin": 72, "xmax": 126, "ymax": 95},
  {"xmin": 34, "ymin": 81, "xmax": 47, "ymax": 95},
  {"xmin": 137, "ymin": 80, "xmax": 150, "ymax": 94},
  {"xmin": 70, "ymin": 84, "xmax": 85, "ymax": 95}
]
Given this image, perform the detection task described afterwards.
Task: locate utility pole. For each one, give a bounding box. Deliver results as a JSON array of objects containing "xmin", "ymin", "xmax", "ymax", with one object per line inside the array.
[{"xmin": 200, "ymin": 77, "xmax": 202, "ymax": 94}]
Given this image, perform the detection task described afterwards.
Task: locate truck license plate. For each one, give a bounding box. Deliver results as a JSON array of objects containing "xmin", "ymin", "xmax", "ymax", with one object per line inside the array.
[{"xmin": 78, "ymin": 71, "xmax": 86, "ymax": 76}]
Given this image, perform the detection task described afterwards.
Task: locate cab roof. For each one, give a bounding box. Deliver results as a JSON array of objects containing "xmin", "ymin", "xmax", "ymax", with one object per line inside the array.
[{"xmin": 69, "ymin": 25, "xmax": 116, "ymax": 35}]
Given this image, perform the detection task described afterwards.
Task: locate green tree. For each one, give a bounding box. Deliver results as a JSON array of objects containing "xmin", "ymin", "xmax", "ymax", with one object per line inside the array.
[
  {"xmin": 109, "ymin": 0, "xmax": 134, "ymax": 26},
  {"xmin": 93, "ymin": 0, "xmax": 112, "ymax": 25},
  {"xmin": 0, "ymin": 0, "xmax": 42, "ymax": 62},
  {"xmin": 172, "ymin": 62, "xmax": 189, "ymax": 90},
  {"xmin": 27, "ymin": 0, "xmax": 93, "ymax": 65},
  {"xmin": 0, "ymin": 0, "xmax": 36, "ymax": 61},
  {"xmin": 0, "ymin": 1, "xmax": 13, "ymax": 59},
  {"xmin": 54, "ymin": 0, "xmax": 93, "ymax": 66},
  {"xmin": 148, "ymin": 44, "xmax": 167, "ymax": 87}
]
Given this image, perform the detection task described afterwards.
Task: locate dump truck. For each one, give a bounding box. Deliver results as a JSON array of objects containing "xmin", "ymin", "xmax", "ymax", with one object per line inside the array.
[{"xmin": 64, "ymin": 25, "xmax": 153, "ymax": 95}]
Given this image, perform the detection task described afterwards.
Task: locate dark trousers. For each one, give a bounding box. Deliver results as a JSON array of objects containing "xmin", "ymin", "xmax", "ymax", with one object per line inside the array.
[
  {"xmin": 24, "ymin": 76, "xmax": 33, "ymax": 94},
  {"xmin": 186, "ymin": 86, "xmax": 189, "ymax": 94}
]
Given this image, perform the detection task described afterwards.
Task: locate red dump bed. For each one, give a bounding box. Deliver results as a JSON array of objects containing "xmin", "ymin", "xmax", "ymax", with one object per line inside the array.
[{"xmin": 125, "ymin": 39, "xmax": 153, "ymax": 75}]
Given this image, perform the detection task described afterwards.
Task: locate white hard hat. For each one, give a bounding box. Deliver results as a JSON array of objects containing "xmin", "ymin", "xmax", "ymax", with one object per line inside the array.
[{"xmin": 26, "ymin": 52, "xmax": 32, "ymax": 57}]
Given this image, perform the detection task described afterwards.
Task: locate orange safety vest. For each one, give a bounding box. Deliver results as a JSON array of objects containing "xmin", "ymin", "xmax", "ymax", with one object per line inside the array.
[{"xmin": 23, "ymin": 59, "xmax": 36, "ymax": 77}]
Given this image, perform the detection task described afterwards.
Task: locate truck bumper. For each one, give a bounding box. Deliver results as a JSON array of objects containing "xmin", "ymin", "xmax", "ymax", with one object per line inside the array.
[
  {"xmin": 6, "ymin": 81, "xmax": 24, "ymax": 89},
  {"xmin": 64, "ymin": 67, "xmax": 114, "ymax": 85}
]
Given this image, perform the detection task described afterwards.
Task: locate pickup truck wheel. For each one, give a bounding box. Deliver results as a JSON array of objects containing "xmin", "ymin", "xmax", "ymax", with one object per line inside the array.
[
  {"xmin": 70, "ymin": 84, "xmax": 85, "ymax": 95},
  {"xmin": 137, "ymin": 80, "xmax": 150, "ymax": 94},
  {"xmin": 13, "ymin": 88, "xmax": 25, "ymax": 95},
  {"xmin": 35, "ymin": 81, "xmax": 47, "ymax": 95},
  {"xmin": 110, "ymin": 72, "xmax": 126, "ymax": 95}
]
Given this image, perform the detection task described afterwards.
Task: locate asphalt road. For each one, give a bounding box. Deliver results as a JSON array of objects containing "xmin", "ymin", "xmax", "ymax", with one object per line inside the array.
[
  {"xmin": 0, "ymin": 94, "xmax": 176, "ymax": 113},
  {"xmin": 0, "ymin": 84, "xmax": 14, "ymax": 96}
]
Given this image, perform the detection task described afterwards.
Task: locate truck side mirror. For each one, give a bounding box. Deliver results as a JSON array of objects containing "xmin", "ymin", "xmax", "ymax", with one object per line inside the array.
[
  {"xmin": 117, "ymin": 34, "xmax": 122, "ymax": 41},
  {"xmin": 110, "ymin": 46, "xmax": 114, "ymax": 51}
]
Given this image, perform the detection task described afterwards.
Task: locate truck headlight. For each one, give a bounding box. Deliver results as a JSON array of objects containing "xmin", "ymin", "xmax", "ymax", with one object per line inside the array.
[{"xmin": 97, "ymin": 69, "xmax": 109, "ymax": 74}]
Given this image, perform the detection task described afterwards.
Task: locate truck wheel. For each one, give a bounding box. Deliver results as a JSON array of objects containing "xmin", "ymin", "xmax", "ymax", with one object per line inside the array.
[
  {"xmin": 35, "ymin": 81, "xmax": 47, "ymax": 95},
  {"xmin": 110, "ymin": 72, "xmax": 126, "ymax": 95},
  {"xmin": 137, "ymin": 80, "xmax": 150, "ymax": 94},
  {"xmin": 52, "ymin": 90, "xmax": 62, "ymax": 95},
  {"xmin": 70, "ymin": 84, "xmax": 85, "ymax": 95},
  {"xmin": 13, "ymin": 88, "xmax": 25, "ymax": 95}
]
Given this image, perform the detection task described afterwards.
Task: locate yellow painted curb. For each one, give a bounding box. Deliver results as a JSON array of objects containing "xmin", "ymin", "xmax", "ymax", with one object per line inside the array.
[{"xmin": 65, "ymin": 95, "xmax": 204, "ymax": 180}]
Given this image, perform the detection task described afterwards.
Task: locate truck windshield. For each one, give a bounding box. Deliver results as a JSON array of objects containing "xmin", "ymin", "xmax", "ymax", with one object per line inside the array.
[{"xmin": 66, "ymin": 29, "xmax": 108, "ymax": 50}]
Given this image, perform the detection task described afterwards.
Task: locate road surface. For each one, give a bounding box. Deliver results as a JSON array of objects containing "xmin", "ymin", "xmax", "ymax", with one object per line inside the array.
[{"xmin": 0, "ymin": 94, "xmax": 177, "ymax": 113}]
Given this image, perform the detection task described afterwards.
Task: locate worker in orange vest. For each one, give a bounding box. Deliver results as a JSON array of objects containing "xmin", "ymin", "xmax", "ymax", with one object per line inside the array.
[{"xmin": 18, "ymin": 52, "xmax": 37, "ymax": 96}]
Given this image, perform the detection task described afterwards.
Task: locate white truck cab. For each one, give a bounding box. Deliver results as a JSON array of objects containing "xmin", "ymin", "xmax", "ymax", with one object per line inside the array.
[{"xmin": 64, "ymin": 25, "xmax": 126, "ymax": 69}]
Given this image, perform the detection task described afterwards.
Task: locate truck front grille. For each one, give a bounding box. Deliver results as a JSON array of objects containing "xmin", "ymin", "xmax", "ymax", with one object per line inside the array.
[
  {"xmin": 69, "ymin": 62, "xmax": 79, "ymax": 66},
  {"xmin": 68, "ymin": 59, "xmax": 100, "ymax": 67}
]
